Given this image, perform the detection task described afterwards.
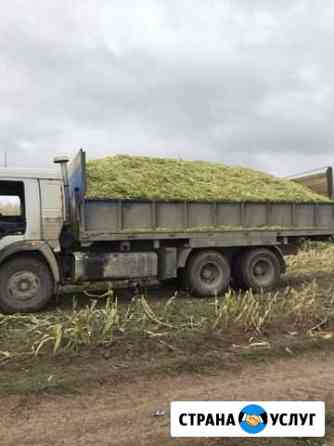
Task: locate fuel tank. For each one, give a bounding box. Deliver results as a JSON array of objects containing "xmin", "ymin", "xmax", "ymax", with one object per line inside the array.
[{"xmin": 73, "ymin": 251, "xmax": 158, "ymax": 282}]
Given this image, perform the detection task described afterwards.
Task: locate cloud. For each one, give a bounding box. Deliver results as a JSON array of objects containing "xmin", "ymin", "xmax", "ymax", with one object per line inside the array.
[{"xmin": 0, "ymin": 0, "xmax": 334, "ymax": 175}]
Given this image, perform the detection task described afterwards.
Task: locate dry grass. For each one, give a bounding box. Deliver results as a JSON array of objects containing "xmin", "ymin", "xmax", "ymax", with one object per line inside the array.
[{"xmin": 86, "ymin": 155, "xmax": 330, "ymax": 202}]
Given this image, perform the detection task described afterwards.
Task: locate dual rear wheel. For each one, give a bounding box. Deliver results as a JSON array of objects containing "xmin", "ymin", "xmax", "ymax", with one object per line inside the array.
[
  {"xmin": 185, "ymin": 250, "xmax": 231, "ymax": 297},
  {"xmin": 185, "ymin": 248, "xmax": 281, "ymax": 297}
]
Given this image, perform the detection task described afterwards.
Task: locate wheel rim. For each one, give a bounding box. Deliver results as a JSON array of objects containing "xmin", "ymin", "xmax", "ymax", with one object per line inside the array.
[
  {"xmin": 200, "ymin": 262, "xmax": 220, "ymax": 285},
  {"xmin": 251, "ymin": 258, "xmax": 274, "ymax": 287},
  {"xmin": 7, "ymin": 271, "xmax": 41, "ymax": 302}
]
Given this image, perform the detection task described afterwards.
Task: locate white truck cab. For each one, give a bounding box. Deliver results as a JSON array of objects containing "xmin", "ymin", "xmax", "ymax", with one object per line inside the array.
[{"xmin": 0, "ymin": 167, "xmax": 65, "ymax": 312}]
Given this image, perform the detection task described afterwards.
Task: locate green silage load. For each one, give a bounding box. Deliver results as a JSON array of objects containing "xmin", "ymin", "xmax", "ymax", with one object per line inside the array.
[{"xmin": 86, "ymin": 155, "xmax": 330, "ymax": 202}]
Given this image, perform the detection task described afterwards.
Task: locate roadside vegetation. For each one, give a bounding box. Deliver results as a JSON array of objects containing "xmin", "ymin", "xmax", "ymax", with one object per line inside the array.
[{"xmin": 0, "ymin": 278, "xmax": 332, "ymax": 360}]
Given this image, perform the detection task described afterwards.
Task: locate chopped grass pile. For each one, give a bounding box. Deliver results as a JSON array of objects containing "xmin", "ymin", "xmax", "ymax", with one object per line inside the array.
[{"xmin": 86, "ymin": 155, "xmax": 330, "ymax": 202}]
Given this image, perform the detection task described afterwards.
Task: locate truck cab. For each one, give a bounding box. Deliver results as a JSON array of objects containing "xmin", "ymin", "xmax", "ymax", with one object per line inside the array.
[{"xmin": 0, "ymin": 167, "xmax": 65, "ymax": 312}]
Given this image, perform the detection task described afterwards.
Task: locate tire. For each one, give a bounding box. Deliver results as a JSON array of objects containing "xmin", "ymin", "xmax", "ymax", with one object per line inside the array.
[
  {"xmin": 0, "ymin": 256, "xmax": 54, "ymax": 313},
  {"xmin": 186, "ymin": 250, "xmax": 231, "ymax": 297},
  {"xmin": 240, "ymin": 248, "xmax": 281, "ymax": 291}
]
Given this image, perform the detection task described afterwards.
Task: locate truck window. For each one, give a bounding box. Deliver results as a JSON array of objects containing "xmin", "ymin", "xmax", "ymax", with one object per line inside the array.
[{"xmin": 0, "ymin": 181, "xmax": 26, "ymax": 236}]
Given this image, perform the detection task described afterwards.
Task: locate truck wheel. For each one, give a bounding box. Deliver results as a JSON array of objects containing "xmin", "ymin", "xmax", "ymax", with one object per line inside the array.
[
  {"xmin": 240, "ymin": 248, "xmax": 281, "ymax": 290},
  {"xmin": 0, "ymin": 257, "xmax": 54, "ymax": 313},
  {"xmin": 186, "ymin": 250, "xmax": 231, "ymax": 297}
]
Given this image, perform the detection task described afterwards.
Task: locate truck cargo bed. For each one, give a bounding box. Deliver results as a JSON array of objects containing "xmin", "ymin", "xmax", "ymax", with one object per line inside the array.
[
  {"xmin": 79, "ymin": 198, "xmax": 334, "ymax": 241},
  {"xmin": 67, "ymin": 150, "xmax": 334, "ymax": 243}
]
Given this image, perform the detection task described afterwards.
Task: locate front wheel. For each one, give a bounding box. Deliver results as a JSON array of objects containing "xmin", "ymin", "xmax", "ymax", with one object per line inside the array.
[
  {"xmin": 0, "ymin": 257, "xmax": 54, "ymax": 313},
  {"xmin": 186, "ymin": 250, "xmax": 231, "ymax": 297}
]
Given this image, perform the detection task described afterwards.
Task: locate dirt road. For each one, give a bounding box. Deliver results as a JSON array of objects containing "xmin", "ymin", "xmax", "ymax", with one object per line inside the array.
[{"xmin": 0, "ymin": 349, "xmax": 332, "ymax": 446}]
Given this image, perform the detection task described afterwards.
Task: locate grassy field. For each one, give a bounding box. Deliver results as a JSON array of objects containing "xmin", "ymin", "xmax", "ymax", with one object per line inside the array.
[{"xmin": 86, "ymin": 154, "xmax": 330, "ymax": 202}]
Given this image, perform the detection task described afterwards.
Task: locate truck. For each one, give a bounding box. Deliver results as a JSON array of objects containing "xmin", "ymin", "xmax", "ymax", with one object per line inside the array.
[{"xmin": 0, "ymin": 150, "xmax": 333, "ymax": 313}]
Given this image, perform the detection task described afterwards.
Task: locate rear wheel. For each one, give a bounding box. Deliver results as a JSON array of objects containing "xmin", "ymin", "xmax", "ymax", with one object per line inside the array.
[
  {"xmin": 186, "ymin": 250, "xmax": 231, "ymax": 297},
  {"xmin": 240, "ymin": 248, "xmax": 281, "ymax": 290},
  {"xmin": 0, "ymin": 257, "xmax": 54, "ymax": 313}
]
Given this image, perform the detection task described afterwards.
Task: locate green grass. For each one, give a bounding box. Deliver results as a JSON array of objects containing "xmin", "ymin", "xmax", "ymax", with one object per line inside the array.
[{"xmin": 86, "ymin": 154, "xmax": 331, "ymax": 202}]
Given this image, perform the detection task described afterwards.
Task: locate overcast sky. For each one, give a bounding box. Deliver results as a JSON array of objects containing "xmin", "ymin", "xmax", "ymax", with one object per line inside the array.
[{"xmin": 1, "ymin": 0, "xmax": 334, "ymax": 176}]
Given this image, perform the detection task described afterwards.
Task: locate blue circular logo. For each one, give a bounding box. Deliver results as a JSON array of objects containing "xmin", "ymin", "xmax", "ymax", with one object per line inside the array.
[{"xmin": 238, "ymin": 404, "xmax": 268, "ymax": 434}]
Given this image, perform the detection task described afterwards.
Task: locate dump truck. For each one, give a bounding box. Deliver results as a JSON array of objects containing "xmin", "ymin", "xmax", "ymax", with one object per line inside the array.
[{"xmin": 0, "ymin": 150, "xmax": 333, "ymax": 313}]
